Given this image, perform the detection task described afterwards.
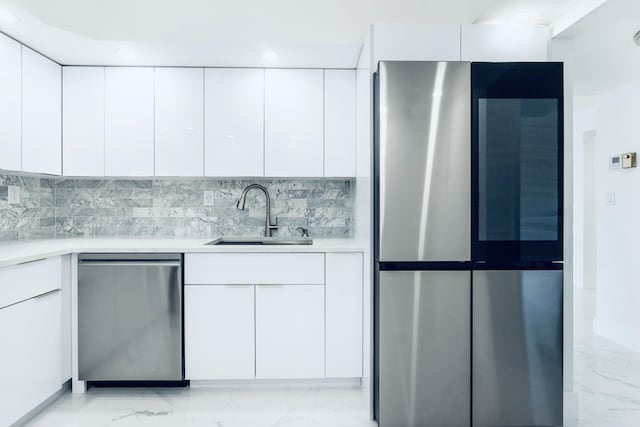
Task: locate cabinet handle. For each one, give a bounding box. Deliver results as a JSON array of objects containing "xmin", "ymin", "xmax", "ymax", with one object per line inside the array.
[
  {"xmin": 33, "ymin": 289, "xmax": 62, "ymax": 300},
  {"xmin": 18, "ymin": 257, "xmax": 47, "ymax": 266}
]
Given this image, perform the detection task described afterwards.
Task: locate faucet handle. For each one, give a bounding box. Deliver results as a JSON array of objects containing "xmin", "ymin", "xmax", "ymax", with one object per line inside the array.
[{"xmin": 296, "ymin": 227, "xmax": 309, "ymax": 238}]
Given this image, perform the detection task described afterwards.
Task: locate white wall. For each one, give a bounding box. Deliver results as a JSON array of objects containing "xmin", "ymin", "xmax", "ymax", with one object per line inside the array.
[
  {"xmin": 572, "ymin": 101, "xmax": 597, "ymax": 289},
  {"xmin": 591, "ymin": 79, "xmax": 640, "ymax": 353}
]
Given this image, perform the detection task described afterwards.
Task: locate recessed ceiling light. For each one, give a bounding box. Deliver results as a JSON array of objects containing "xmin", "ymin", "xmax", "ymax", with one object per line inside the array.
[
  {"xmin": 262, "ymin": 50, "xmax": 279, "ymax": 62},
  {"xmin": 0, "ymin": 9, "xmax": 18, "ymax": 24},
  {"xmin": 116, "ymin": 47, "xmax": 137, "ymax": 60},
  {"xmin": 505, "ymin": 12, "xmax": 532, "ymax": 25}
]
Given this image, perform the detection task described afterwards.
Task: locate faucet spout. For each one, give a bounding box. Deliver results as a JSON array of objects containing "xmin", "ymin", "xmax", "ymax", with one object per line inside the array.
[{"xmin": 236, "ymin": 184, "xmax": 278, "ymax": 237}]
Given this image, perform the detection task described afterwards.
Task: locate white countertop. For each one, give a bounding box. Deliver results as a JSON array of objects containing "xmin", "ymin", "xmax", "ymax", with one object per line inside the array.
[{"xmin": 0, "ymin": 237, "xmax": 367, "ymax": 267}]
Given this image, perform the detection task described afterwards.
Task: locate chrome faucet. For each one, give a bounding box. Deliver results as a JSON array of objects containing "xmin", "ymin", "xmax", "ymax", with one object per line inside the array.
[{"xmin": 236, "ymin": 184, "xmax": 278, "ymax": 237}]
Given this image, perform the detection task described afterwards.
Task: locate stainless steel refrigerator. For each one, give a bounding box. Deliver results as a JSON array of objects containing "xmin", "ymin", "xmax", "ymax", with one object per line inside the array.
[{"xmin": 374, "ymin": 61, "xmax": 564, "ymax": 427}]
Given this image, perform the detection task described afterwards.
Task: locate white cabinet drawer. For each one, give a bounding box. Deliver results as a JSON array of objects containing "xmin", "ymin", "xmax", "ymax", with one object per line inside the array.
[
  {"xmin": 0, "ymin": 257, "xmax": 62, "ymax": 309},
  {"xmin": 185, "ymin": 253, "xmax": 324, "ymax": 285}
]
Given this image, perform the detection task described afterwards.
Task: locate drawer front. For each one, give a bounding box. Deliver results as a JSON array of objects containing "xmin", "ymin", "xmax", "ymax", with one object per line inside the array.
[
  {"xmin": 0, "ymin": 257, "xmax": 62, "ymax": 309},
  {"xmin": 185, "ymin": 253, "xmax": 325, "ymax": 285}
]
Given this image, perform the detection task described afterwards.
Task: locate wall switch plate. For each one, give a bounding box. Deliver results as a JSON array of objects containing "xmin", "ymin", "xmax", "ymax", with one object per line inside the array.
[
  {"xmin": 610, "ymin": 155, "xmax": 622, "ymax": 169},
  {"xmin": 605, "ymin": 191, "xmax": 616, "ymax": 206},
  {"xmin": 7, "ymin": 186, "xmax": 20, "ymax": 204},
  {"xmin": 203, "ymin": 190, "xmax": 215, "ymax": 206}
]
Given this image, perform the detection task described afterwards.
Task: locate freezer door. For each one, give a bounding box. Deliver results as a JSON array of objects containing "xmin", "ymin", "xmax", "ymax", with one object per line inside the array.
[
  {"xmin": 377, "ymin": 61, "xmax": 470, "ymax": 262},
  {"xmin": 378, "ymin": 271, "xmax": 470, "ymax": 427},
  {"xmin": 472, "ymin": 270, "xmax": 563, "ymax": 427}
]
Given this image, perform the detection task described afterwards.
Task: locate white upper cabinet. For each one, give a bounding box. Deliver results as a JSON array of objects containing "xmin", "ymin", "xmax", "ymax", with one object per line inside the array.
[
  {"xmin": 63, "ymin": 67, "xmax": 105, "ymax": 176},
  {"xmin": 460, "ymin": 25, "xmax": 549, "ymax": 62},
  {"xmin": 205, "ymin": 68, "xmax": 264, "ymax": 177},
  {"xmin": 105, "ymin": 67, "xmax": 154, "ymax": 176},
  {"xmin": 21, "ymin": 47, "xmax": 61, "ymax": 175},
  {"xmin": 265, "ymin": 69, "xmax": 324, "ymax": 177},
  {"xmin": 155, "ymin": 68, "xmax": 204, "ymax": 176},
  {"xmin": 0, "ymin": 34, "xmax": 21, "ymax": 172},
  {"xmin": 324, "ymin": 70, "xmax": 356, "ymax": 177}
]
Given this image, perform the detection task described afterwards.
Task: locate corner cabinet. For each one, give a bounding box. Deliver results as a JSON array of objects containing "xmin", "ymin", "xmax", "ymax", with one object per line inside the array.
[
  {"xmin": 21, "ymin": 47, "xmax": 62, "ymax": 175},
  {"xmin": 0, "ymin": 257, "xmax": 66, "ymax": 426},
  {"xmin": 0, "ymin": 33, "xmax": 22, "ymax": 172},
  {"xmin": 184, "ymin": 251, "xmax": 362, "ymax": 381}
]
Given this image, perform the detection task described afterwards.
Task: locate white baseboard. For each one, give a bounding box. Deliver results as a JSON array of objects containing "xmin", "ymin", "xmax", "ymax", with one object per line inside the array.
[{"xmin": 563, "ymin": 390, "xmax": 579, "ymax": 425}]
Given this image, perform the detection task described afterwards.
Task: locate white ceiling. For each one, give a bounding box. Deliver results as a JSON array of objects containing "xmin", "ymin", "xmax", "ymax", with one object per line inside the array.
[
  {"xmin": 556, "ymin": 0, "xmax": 640, "ymax": 96},
  {"xmin": 0, "ymin": 0, "xmax": 608, "ymax": 68},
  {"xmin": 473, "ymin": 0, "xmax": 582, "ymax": 25},
  {"xmin": 0, "ymin": 0, "xmax": 473, "ymax": 67}
]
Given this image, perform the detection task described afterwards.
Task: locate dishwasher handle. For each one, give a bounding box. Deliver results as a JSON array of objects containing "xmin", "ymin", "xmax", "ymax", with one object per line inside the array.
[{"xmin": 78, "ymin": 260, "xmax": 182, "ymax": 267}]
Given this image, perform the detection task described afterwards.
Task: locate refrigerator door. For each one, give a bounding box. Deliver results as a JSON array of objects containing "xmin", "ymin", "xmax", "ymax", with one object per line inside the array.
[
  {"xmin": 472, "ymin": 62, "xmax": 564, "ymax": 263},
  {"xmin": 377, "ymin": 61, "xmax": 470, "ymax": 262},
  {"xmin": 378, "ymin": 270, "xmax": 470, "ymax": 427},
  {"xmin": 472, "ymin": 270, "xmax": 563, "ymax": 427}
]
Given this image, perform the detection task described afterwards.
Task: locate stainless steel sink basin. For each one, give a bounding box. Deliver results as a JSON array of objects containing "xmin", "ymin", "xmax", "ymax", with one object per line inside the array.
[{"xmin": 205, "ymin": 237, "xmax": 313, "ymax": 246}]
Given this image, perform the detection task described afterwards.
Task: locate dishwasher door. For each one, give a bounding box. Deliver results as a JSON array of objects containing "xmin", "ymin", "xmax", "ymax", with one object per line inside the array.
[{"xmin": 78, "ymin": 254, "xmax": 183, "ymax": 381}]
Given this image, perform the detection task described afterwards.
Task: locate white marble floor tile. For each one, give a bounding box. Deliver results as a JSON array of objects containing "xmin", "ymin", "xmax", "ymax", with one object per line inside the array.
[{"xmin": 26, "ymin": 386, "xmax": 377, "ymax": 427}]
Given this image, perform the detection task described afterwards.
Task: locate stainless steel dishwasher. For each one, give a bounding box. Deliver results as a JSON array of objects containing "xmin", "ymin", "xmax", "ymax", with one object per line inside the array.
[{"xmin": 78, "ymin": 253, "xmax": 184, "ymax": 382}]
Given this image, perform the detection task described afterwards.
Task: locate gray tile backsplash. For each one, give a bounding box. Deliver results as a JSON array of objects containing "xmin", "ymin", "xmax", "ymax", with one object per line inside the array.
[{"xmin": 0, "ymin": 174, "xmax": 353, "ymax": 241}]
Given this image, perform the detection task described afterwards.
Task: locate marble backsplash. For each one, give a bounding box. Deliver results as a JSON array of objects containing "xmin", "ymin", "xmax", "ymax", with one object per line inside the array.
[
  {"xmin": 0, "ymin": 174, "xmax": 57, "ymax": 241},
  {"xmin": 0, "ymin": 173, "xmax": 354, "ymax": 241}
]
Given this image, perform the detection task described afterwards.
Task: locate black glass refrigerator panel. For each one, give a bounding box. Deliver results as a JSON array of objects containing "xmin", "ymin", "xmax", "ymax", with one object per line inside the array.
[{"xmin": 472, "ymin": 62, "xmax": 564, "ymax": 264}]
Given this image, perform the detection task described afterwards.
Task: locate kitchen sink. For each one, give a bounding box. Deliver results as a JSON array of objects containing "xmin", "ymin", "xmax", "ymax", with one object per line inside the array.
[{"xmin": 205, "ymin": 237, "xmax": 313, "ymax": 246}]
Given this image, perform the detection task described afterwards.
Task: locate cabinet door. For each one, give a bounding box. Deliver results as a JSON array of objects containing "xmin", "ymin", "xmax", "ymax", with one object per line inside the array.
[
  {"xmin": 155, "ymin": 67, "xmax": 204, "ymax": 176},
  {"xmin": 0, "ymin": 33, "xmax": 21, "ymax": 172},
  {"xmin": 0, "ymin": 290, "xmax": 62, "ymax": 426},
  {"xmin": 105, "ymin": 67, "xmax": 154, "ymax": 176},
  {"xmin": 325, "ymin": 253, "xmax": 362, "ymax": 378},
  {"xmin": 265, "ymin": 69, "xmax": 323, "ymax": 177},
  {"xmin": 205, "ymin": 68, "xmax": 264, "ymax": 177},
  {"xmin": 63, "ymin": 67, "xmax": 105, "ymax": 176},
  {"xmin": 461, "ymin": 25, "xmax": 549, "ymax": 62},
  {"xmin": 324, "ymin": 70, "xmax": 356, "ymax": 177},
  {"xmin": 256, "ymin": 285, "xmax": 324, "ymax": 378},
  {"xmin": 185, "ymin": 285, "xmax": 255, "ymax": 380},
  {"xmin": 22, "ymin": 46, "xmax": 61, "ymax": 175}
]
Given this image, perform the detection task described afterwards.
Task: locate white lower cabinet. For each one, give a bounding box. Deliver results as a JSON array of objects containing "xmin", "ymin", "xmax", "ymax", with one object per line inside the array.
[
  {"xmin": 255, "ymin": 285, "xmax": 324, "ymax": 379},
  {"xmin": 325, "ymin": 253, "xmax": 363, "ymax": 378},
  {"xmin": 184, "ymin": 252, "xmax": 362, "ymax": 382},
  {"xmin": 0, "ymin": 289, "xmax": 62, "ymax": 426},
  {"xmin": 185, "ymin": 285, "xmax": 255, "ymax": 380}
]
